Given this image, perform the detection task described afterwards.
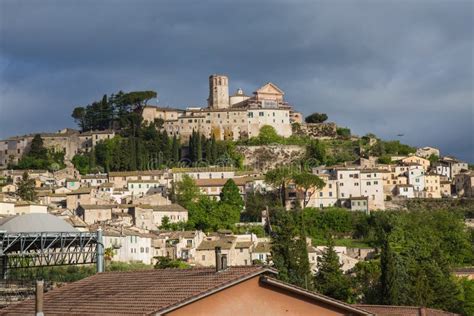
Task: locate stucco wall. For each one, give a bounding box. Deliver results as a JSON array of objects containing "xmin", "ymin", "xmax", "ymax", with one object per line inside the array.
[{"xmin": 167, "ymin": 276, "xmax": 356, "ymax": 316}]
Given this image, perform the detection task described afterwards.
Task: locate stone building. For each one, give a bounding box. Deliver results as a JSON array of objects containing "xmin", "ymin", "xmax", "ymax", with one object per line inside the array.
[
  {"xmin": 454, "ymin": 171, "xmax": 474, "ymax": 197},
  {"xmin": 0, "ymin": 129, "xmax": 115, "ymax": 169},
  {"xmin": 142, "ymin": 75, "xmax": 301, "ymax": 143}
]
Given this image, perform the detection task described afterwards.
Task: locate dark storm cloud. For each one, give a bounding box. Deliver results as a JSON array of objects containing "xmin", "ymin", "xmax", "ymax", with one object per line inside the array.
[{"xmin": 0, "ymin": 0, "xmax": 473, "ymax": 161}]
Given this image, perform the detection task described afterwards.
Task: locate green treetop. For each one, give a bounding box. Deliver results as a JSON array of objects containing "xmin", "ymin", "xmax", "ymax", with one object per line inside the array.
[
  {"xmin": 314, "ymin": 238, "xmax": 351, "ymax": 301},
  {"xmin": 220, "ymin": 179, "xmax": 244, "ymax": 210},
  {"xmin": 175, "ymin": 174, "xmax": 201, "ymax": 208},
  {"xmin": 17, "ymin": 171, "xmax": 36, "ymax": 202}
]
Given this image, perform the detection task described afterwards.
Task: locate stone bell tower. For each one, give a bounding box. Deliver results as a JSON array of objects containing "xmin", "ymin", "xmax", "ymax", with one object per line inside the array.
[{"xmin": 208, "ymin": 74, "xmax": 230, "ymax": 109}]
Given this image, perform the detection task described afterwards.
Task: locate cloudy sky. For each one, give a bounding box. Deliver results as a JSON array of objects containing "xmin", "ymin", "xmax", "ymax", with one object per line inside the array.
[{"xmin": 0, "ymin": 0, "xmax": 473, "ymax": 161}]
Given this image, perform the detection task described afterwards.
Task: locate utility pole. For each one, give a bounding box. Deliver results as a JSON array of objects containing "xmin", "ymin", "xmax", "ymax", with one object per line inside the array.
[{"xmin": 96, "ymin": 228, "xmax": 104, "ymax": 273}]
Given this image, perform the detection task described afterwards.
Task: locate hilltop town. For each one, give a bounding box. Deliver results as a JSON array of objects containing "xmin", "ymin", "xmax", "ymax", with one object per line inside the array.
[{"xmin": 0, "ymin": 75, "xmax": 473, "ymax": 314}]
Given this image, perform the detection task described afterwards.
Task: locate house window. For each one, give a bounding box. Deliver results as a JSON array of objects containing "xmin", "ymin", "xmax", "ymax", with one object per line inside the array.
[
  {"xmin": 319, "ymin": 192, "xmax": 323, "ymax": 197},
  {"xmin": 202, "ymin": 255, "xmax": 205, "ymax": 260},
  {"xmin": 240, "ymin": 248, "xmax": 243, "ymax": 253},
  {"xmin": 259, "ymin": 112, "xmax": 264, "ymax": 117}
]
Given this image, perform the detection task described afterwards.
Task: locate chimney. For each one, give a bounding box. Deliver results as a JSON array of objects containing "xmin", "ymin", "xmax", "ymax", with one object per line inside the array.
[
  {"xmin": 221, "ymin": 254, "xmax": 228, "ymax": 270},
  {"xmin": 35, "ymin": 280, "xmax": 44, "ymax": 316},
  {"xmin": 215, "ymin": 247, "xmax": 222, "ymax": 272}
]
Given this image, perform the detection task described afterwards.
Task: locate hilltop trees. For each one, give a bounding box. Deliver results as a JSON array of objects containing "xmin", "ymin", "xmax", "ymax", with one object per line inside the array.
[
  {"xmin": 71, "ymin": 90, "xmax": 157, "ymax": 132},
  {"xmin": 188, "ymin": 131, "xmax": 242, "ymax": 166},
  {"xmin": 305, "ymin": 112, "xmax": 328, "ymax": 123}
]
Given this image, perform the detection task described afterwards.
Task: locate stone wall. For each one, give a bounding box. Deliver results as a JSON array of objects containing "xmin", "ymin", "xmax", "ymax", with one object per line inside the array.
[
  {"xmin": 387, "ymin": 197, "xmax": 474, "ymax": 213},
  {"xmin": 293, "ymin": 122, "xmax": 337, "ymax": 139},
  {"xmin": 236, "ymin": 145, "xmax": 306, "ymax": 172}
]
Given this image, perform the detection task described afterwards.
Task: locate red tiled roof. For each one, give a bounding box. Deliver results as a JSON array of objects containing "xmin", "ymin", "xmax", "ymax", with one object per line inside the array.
[
  {"xmin": 1, "ymin": 266, "xmax": 272, "ymax": 316},
  {"xmin": 355, "ymin": 304, "xmax": 458, "ymax": 316}
]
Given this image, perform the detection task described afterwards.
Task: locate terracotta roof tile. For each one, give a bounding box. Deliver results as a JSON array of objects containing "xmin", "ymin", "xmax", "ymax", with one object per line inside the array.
[
  {"xmin": 1, "ymin": 266, "xmax": 270, "ymax": 316},
  {"xmin": 355, "ymin": 304, "xmax": 457, "ymax": 316}
]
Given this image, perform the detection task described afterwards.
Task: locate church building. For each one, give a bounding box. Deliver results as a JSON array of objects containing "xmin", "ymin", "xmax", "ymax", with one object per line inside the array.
[{"xmin": 142, "ymin": 74, "xmax": 302, "ymax": 142}]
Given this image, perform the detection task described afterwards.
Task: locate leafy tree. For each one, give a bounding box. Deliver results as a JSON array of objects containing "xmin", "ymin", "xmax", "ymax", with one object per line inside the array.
[
  {"xmin": 293, "ymin": 172, "xmax": 325, "ymax": 208},
  {"xmin": 458, "ymin": 278, "xmax": 474, "ymax": 316},
  {"xmin": 104, "ymin": 247, "xmax": 115, "ymax": 262},
  {"xmin": 154, "ymin": 257, "xmax": 190, "ymax": 269},
  {"xmin": 15, "ymin": 134, "xmax": 65, "ymax": 171},
  {"xmin": 314, "ymin": 239, "xmax": 351, "ymax": 301},
  {"xmin": 336, "ymin": 127, "xmax": 351, "ymax": 139},
  {"xmin": 175, "ymin": 175, "xmax": 200, "ymax": 208},
  {"xmin": 428, "ymin": 153, "xmax": 439, "ymax": 165},
  {"xmin": 29, "ymin": 134, "xmax": 47, "ymax": 160},
  {"xmin": 71, "ymin": 107, "xmax": 86, "ymax": 131},
  {"xmin": 212, "ymin": 202, "xmax": 241, "ymax": 229},
  {"xmin": 72, "ymin": 154, "xmax": 90, "ymax": 175},
  {"xmin": 377, "ymin": 155, "xmax": 392, "ymax": 164},
  {"xmin": 352, "ymin": 260, "xmax": 381, "ymax": 304},
  {"xmin": 243, "ymin": 191, "xmax": 279, "ymax": 222},
  {"xmin": 306, "ymin": 140, "xmax": 327, "ymax": 165},
  {"xmin": 305, "ymin": 112, "xmax": 328, "ymax": 123},
  {"xmin": 17, "ymin": 171, "xmax": 36, "ymax": 201},
  {"xmin": 257, "ymin": 125, "xmax": 282, "ymax": 144},
  {"xmin": 265, "ymin": 167, "xmax": 294, "ymax": 206},
  {"xmin": 220, "ymin": 179, "xmax": 244, "ymax": 210}
]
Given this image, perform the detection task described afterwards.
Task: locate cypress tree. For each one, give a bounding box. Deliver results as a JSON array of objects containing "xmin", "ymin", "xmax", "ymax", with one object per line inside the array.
[
  {"xmin": 188, "ymin": 132, "xmax": 195, "ymax": 162},
  {"xmin": 196, "ymin": 132, "xmax": 202, "ymax": 162},
  {"xmin": 380, "ymin": 238, "xmax": 408, "ymax": 305},
  {"xmin": 220, "ymin": 179, "xmax": 244, "ymax": 210},
  {"xmin": 172, "ymin": 135, "xmax": 180, "ymax": 165},
  {"xmin": 161, "ymin": 130, "xmax": 171, "ymax": 162},
  {"xmin": 314, "ymin": 239, "xmax": 350, "ymax": 300},
  {"xmin": 205, "ymin": 139, "xmax": 212, "ymax": 165},
  {"xmin": 271, "ymin": 209, "xmax": 313, "ymax": 289},
  {"xmin": 211, "ymin": 134, "xmax": 217, "ymax": 163},
  {"xmin": 29, "ymin": 134, "xmax": 47, "ymax": 160},
  {"xmin": 129, "ymin": 137, "xmax": 137, "ymax": 170},
  {"xmin": 17, "ymin": 171, "xmax": 36, "ymax": 202}
]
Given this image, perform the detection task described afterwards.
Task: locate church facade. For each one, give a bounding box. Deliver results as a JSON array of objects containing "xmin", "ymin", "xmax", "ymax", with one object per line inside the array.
[{"xmin": 142, "ymin": 74, "xmax": 302, "ymax": 142}]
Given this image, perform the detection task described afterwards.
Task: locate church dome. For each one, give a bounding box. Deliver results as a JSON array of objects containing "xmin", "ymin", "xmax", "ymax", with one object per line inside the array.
[{"xmin": 0, "ymin": 213, "xmax": 77, "ymax": 233}]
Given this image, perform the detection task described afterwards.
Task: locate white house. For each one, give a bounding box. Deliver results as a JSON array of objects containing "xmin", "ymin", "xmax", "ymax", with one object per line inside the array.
[
  {"xmin": 102, "ymin": 227, "xmax": 154, "ymax": 265},
  {"xmin": 407, "ymin": 164, "xmax": 425, "ymax": 193},
  {"xmin": 127, "ymin": 180, "xmax": 166, "ymax": 197},
  {"xmin": 396, "ymin": 184, "xmax": 415, "ymax": 198}
]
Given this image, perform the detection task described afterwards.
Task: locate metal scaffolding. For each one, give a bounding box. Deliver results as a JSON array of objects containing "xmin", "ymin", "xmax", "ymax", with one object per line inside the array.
[{"xmin": 0, "ymin": 230, "xmax": 103, "ymax": 279}]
